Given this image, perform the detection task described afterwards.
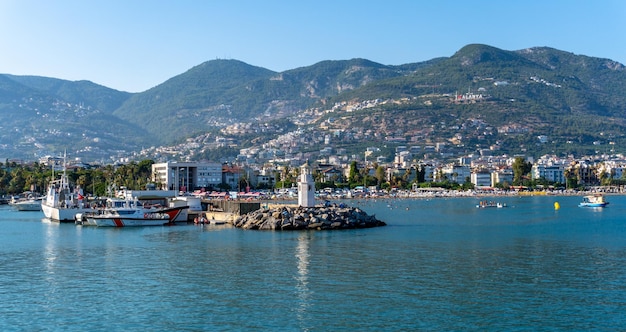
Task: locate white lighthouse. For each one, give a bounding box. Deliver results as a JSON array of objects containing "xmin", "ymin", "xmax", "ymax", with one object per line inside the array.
[{"xmin": 298, "ymin": 162, "xmax": 315, "ymax": 207}]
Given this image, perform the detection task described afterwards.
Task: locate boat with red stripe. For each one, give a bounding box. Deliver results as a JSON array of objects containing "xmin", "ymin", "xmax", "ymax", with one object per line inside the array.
[{"xmin": 88, "ymin": 205, "xmax": 188, "ymax": 227}]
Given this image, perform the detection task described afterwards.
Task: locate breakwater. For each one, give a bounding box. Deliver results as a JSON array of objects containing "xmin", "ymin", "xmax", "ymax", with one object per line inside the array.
[{"xmin": 233, "ymin": 204, "xmax": 386, "ymax": 230}]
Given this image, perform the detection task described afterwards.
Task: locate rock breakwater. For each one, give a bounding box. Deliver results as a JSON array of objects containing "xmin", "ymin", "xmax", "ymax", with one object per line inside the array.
[{"xmin": 233, "ymin": 205, "xmax": 386, "ymax": 230}]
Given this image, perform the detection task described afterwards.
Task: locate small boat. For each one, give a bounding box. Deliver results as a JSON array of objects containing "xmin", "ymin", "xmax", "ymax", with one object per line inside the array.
[
  {"xmin": 195, "ymin": 212, "xmax": 227, "ymax": 225},
  {"xmin": 578, "ymin": 194, "xmax": 609, "ymax": 208},
  {"xmin": 476, "ymin": 200, "xmax": 507, "ymax": 208},
  {"xmin": 87, "ymin": 204, "xmax": 188, "ymax": 227},
  {"xmin": 9, "ymin": 194, "xmax": 43, "ymax": 211},
  {"xmin": 210, "ymin": 215, "xmax": 227, "ymax": 225}
]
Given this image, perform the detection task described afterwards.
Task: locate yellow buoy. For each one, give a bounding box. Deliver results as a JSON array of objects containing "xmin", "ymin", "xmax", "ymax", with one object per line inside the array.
[{"xmin": 554, "ymin": 202, "xmax": 560, "ymax": 210}]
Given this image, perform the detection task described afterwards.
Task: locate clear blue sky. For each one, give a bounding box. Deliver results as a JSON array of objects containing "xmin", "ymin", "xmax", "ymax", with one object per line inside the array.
[{"xmin": 1, "ymin": 0, "xmax": 624, "ymax": 93}]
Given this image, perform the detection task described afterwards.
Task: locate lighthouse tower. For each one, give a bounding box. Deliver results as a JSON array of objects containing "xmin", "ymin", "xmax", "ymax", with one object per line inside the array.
[{"xmin": 298, "ymin": 162, "xmax": 315, "ymax": 207}]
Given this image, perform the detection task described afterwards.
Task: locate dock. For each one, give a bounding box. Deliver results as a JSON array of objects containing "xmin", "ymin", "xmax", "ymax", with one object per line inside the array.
[{"xmin": 187, "ymin": 200, "xmax": 261, "ymax": 224}]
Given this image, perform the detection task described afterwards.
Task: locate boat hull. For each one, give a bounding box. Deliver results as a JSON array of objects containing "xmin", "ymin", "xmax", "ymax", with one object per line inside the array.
[
  {"xmin": 578, "ymin": 203, "xmax": 609, "ymax": 208},
  {"xmin": 89, "ymin": 206, "xmax": 187, "ymax": 227},
  {"xmin": 92, "ymin": 217, "xmax": 171, "ymax": 227},
  {"xmin": 578, "ymin": 194, "xmax": 609, "ymax": 208},
  {"xmin": 476, "ymin": 202, "xmax": 506, "ymax": 208},
  {"xmin": 42, "ymin": 203, "xmax": 96, "ymax": 222},
  {"xmin": 12, "ymin": 201, "xmax": 43, "ymax": 211}
]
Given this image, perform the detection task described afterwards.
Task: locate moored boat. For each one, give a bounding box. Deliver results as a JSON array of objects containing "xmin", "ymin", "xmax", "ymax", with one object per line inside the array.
[
  {"xmin": 75, "ymin": 197, "xmax": 139, "ymax": 226},
  {"xmin": 116, "ymin": 188, "xmax": 190, "ymax": 222},
  {"xmin": 579, "ymin": 194, "xmax": 609, "ymax": 208},
  {"xmin": 87, "ymin": 204, "xmax": 188, "ymax": 227},
  {"xmin": 9, "ymin": 194, "xmax": 44, "ymax": 211},
  {"xmin": 41, "ymin": 165, "xmax": 96, "ymax": 222}
]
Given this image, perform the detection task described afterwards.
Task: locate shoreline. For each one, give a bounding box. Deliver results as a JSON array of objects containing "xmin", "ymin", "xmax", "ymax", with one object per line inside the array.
[{"xmin": 251, "ymin": 188, "xmax": 626, "ymax": 202}]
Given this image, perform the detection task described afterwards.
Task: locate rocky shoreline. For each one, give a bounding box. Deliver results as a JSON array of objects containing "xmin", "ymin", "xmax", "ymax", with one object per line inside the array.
[{"xmin": 233, "ymin": 204, "xmax": 386, "ymax": 230}]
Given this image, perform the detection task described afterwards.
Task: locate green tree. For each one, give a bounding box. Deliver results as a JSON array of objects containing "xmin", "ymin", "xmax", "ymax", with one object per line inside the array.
[
  {"xmin": 348, "ymin": 161, "xmax": 360, "ymax": 185},
  {"xmin": 512, "ymin": 157, "xmax": 532, "ymax": 185},
  {"xmin": 8, "ymin": 168, "xmax": 26, "ymax": 193},
  {"xmin": 416, "ymin": 165, "xmax": 426, "ymax": 183},
  {"xmin": 375, "ymin": 165, "xmax": 386, "ymax": 185},
  {"xmin": 403, "ymin": 168, "xmax": 413, "ymax": 184}
]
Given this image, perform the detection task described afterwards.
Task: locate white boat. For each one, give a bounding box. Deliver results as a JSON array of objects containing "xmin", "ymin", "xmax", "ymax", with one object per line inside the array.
[
  {"xmin": 41, "ymin": 161, "xmax": 96, "ymax": 222},
  {"xmin": 210, "ymin": 217, "xmax": 227, "ymax": 225},
  {"xmin": 579, "ymin": 194, "xmax": 609, "ymax": 208},
  {"xmin": 75, "ymin": 197, "xmax": 137, "ymax": 226},
  {"xmin": 476, "ymin": 201, "xmax": 507, "ymax": 208},
  {"xmin": 88, "ymin": 204, "xmax": 188, "ymax": 227},
  {"xmin": 116, "ymin": 189, "xmax": 190, "ymax": 222},
  {"xmin": 9, "ymin": 194, "xmax": 43, "ymax": 211}
]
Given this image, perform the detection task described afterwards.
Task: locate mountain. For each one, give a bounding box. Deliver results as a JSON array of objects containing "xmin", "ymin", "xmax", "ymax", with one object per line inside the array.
[
  {"xmin": 5, "ymin": 75, "xmax": 130, "ymax": 112},
  {"xmin": 112, "ymin": 58, "xmax": 418, "ymax": 143},
  {"xmin": 1, "ymin": 44, "xmax": 625, "ymax": 162},
  {"xmin": 0, "ymin": 75, "xmax": 152, "ymax": 161},
  {"xmin": 112, "ymin": 60, "xmax": 276, "ymax": 143},
  {"xmin": 316, "ymin": 44, "xmax": 626, "ymax": 156}
]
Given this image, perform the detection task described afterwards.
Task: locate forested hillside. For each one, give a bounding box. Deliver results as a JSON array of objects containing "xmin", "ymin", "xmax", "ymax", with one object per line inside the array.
[{"xmin": 0, "ymin": 44, "xmax": 625, "ymax": 161}]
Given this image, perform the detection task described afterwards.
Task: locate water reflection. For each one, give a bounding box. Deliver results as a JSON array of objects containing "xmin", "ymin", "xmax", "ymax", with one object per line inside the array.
[
  {"xmin": 2, "ymin": 197, "xmax": 625, "ymax": 330},
  {"xmin": 295, "ymin": 233, "xmax": 312, "ymax": 330},
  {"xmin": 43, "ymin": 219, "xmax": 60, "ymax": 312},
  {"xmin": 43, "ymin": 220, "xmax": 59, "ymax": 275}
]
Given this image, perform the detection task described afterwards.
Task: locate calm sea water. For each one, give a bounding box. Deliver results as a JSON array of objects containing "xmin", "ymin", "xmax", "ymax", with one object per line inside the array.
[{"xmin": 1, "ymin": 195, "xmax": 626, "ymax": 331}]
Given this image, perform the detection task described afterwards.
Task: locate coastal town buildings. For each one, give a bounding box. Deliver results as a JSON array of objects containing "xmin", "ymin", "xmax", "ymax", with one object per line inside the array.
[
  {"xmin": 146, "ymin": 152, "xmax": 622, "ymax": 193},
  {"xmin": 29, "ymin": 149, "xmax": 626, "ymax": 195}
]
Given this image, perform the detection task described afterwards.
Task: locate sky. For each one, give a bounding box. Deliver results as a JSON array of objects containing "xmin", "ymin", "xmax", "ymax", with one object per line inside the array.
[{"xmin": 1, "ymin": 0, "xmax": 625, "ymax": 93}]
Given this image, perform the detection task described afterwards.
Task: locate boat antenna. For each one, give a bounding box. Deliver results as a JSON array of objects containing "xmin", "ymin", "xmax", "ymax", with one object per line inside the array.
[{"xmin": 62, "ymin": 149, "xmax": 67, "ymax": 179}]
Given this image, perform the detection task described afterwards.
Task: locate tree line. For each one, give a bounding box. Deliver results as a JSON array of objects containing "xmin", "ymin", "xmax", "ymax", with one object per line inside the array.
[{"xmin": 0, "ymin": 160, "xmax": 154, "ymax": 197}]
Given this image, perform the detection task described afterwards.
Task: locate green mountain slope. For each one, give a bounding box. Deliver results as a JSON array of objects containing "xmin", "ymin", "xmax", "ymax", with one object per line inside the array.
[
  {"xmin": 112, "ymin": 58, "xmax": 419, "ymax": 144},
  {"xmin": 315, "ymin": 44, "xmax": 626, "ymax": 157},
  {"xmin": 5, "ymin": 75, "xmax": 130, "ymax": 113},
  {"xmin": 0, "ymin": 74, "xmax": 151, "ymax": 160},
  {"xmin": 1, "ymin": 44, "xmax": 626, "ymax": 161},
  {"xmin": 112, "ymin": 59, "xmax": 277, "ymax": 143}
]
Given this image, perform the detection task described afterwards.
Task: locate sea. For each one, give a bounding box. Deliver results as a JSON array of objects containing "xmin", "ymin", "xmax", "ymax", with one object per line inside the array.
[{"xmin": 1, "ymin": 195, "xmax": 625, "ymax": 331}]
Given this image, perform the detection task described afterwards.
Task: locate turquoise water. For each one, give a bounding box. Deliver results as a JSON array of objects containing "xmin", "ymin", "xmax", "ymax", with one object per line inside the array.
[{"xmin": 1, "ymin": 195, "xmax": 626, "ymax": 331}]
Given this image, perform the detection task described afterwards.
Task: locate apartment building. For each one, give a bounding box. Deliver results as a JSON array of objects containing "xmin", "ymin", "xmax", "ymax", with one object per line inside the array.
[{"xmin": 152, "ymin": 161, "xmax": 222, "ymax": 191}]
